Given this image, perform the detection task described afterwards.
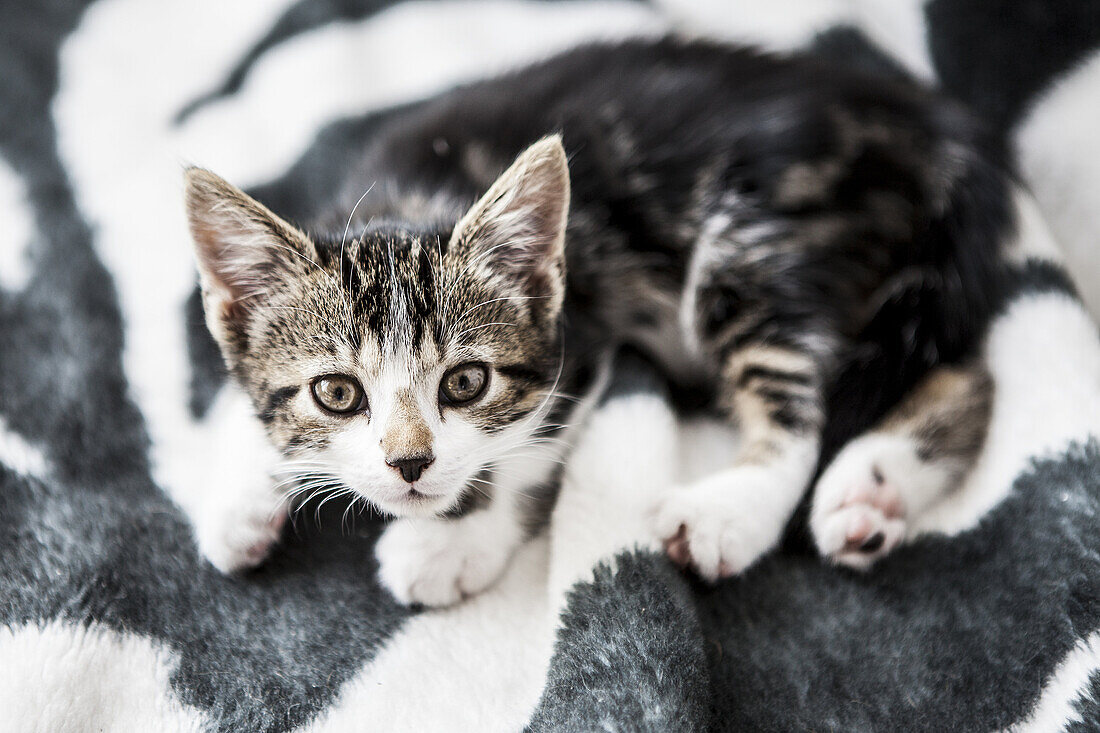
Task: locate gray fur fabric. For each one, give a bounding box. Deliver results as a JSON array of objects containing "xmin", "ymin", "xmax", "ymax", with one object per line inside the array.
[{"xmin": 2, "ymin": 1, "xmax": 1100, "ymax": 731}]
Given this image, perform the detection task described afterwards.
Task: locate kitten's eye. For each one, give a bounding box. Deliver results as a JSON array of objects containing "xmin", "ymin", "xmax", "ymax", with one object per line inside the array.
[
  {"xmin": 311, "ymin": 374, "xmax": 366, "ymax": 414},
  {"xmin": 439, "ymin": 363, "xmax": 489, "ymax": 405}
]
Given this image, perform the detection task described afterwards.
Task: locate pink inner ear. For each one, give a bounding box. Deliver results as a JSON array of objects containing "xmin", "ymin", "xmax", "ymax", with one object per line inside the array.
[
  {"xmin": 479, "ymin": 197, "xmax": 565, "ymax": 297},
  {"xmin": 191, "ymin": 216, "xmax": 267, "ymax": 307},
  {"xmin": 185, "ymin": 168, "xmax": 318, "ymax": 325},
  {"xmin": 455, "ymin": 137, "xmax": 570, "ymax": 296}
]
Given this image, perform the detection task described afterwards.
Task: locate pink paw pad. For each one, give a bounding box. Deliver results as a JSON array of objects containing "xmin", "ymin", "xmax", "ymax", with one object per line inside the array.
[
  {"xmin": 836, "ymin": 466, "xmax": 904, "ymax": 555},
  {"xmin": 813, "ymin": 462, "xmax": 909, "ymax": 571}
]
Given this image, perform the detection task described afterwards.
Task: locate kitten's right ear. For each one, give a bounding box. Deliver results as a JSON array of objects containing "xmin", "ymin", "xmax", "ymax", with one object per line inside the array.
[
  {"xmin": 184, "ymin": 167, "xmax": 317, "ymax": 357},
  {"xmin": 451, "ymin": 136, "xmax": 570, "ymax": 310}
]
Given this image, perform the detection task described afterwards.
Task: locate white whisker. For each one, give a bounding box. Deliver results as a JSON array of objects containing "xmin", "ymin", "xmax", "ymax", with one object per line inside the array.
[
  {"xmin": 339, "ymin": 182, "xmax": 377, "ymax": 344},
  {"xmin": 455, "ymin": 322, "xmax": 515, "ymax": 338}
]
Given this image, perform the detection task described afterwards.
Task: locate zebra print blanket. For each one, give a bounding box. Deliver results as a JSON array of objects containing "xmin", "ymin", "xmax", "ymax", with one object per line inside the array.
[{"xmin": 2, "ymin": 1, "xmax": 1099, "ymax": 730}]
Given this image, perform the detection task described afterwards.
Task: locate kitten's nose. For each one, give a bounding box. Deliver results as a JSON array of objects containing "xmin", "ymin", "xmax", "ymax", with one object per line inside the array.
[{"xmin": 387, "ymin": 454, "xmax": 434, "ymax": 483}]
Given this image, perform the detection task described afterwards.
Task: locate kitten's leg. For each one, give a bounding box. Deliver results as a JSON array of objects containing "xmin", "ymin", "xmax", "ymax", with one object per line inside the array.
[
  {"xmin": 811, "ymin": 362, "xmax": 993, "ymax": 569},
  {"xmin": 655, "ymin": 344, "xmax": 826, "ymax": 580},
  {"xmin": 173, "ymin": 383, "xmax": 288, "ymax": 573},
  {"xmin": 374, "ymin": 487, "xmax": 528, "ymax": 607}
]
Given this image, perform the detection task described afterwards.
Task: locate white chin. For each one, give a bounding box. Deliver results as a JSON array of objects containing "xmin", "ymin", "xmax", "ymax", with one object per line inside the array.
[{"xmin": 371, "ymin": 489, "xmax": 456, "ymax": 519}]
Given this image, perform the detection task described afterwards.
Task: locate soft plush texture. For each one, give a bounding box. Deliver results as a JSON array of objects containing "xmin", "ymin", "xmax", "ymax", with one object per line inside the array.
[{"xmin": 1, "ymin": 1, "xmax": 1099, "ymax": 730}]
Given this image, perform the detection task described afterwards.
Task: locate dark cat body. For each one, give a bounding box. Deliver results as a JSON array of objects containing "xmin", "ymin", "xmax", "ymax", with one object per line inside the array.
[
  {"xmin": 184, "ymin": 37, "xmax": 1008, "ymax": 599},
  {"xmin": 304, "ymin": 37, "xmax": 1008, "ymax": 454}
]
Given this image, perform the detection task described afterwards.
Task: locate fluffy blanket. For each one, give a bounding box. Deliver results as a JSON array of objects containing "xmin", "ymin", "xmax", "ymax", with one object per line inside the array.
[{"xmin": 2, "ymin": 1, "xmax": 1100, "ymax": 730}]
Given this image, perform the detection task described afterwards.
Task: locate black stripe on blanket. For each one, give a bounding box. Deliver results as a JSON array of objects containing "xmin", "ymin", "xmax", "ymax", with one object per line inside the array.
[{"xmin": 530, "ymin": 552, "xmax": 711, "ymax": 731}]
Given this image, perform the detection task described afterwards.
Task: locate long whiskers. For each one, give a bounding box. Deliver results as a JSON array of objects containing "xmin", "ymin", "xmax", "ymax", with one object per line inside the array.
[
  {"xmin": 270, "ymin": 458, "xmax": 380, "ymax": 535},
  {"xmin": 340, "ymin": 182, "xmax": 377, "ymax": 254}
]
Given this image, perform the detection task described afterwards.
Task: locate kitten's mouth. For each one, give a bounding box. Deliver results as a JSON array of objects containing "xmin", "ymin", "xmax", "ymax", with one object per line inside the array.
[
  {"xmin": 366, "ymin": 471, "xmax": 481, "ymax": 518},
  {"xmin": 386, "ymin": 487, "xmax": 437, "ymax": 504},
  {"xmin": 370, "ymin": 483, "xmax": 455, "ymax": 518}
]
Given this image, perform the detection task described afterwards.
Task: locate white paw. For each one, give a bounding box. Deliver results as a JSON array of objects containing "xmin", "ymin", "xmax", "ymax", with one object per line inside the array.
[
  {"xmin": 375, "ymin": 516, "xmax": 516, "ymax": 607},
  {"xmin": 653, "ymin": 467, "xmax": 793, "ymax": 582},
  {"xmin": 811, "ymin": 437, "xmax": 915, "ymax": 571},
  {"xmin": 195, "ymin": 503, "xmax": 287, "ymax": 574}
]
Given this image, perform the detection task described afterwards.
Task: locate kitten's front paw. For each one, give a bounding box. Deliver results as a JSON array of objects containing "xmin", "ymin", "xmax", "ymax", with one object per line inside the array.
[
  {"xmin": 375, "ymin": 516, "xmax": 515, "ymax": 607},
  {"xmin": 196, "ymin": 505, "xmax": 287, "ymax": 574},
  {"xmin": 654, "ymin": 469, "xmax": 786, "ymax": 582},
  {"xmin": 811, "ymin": 440, "xmax": 909, "ymax": 571}
]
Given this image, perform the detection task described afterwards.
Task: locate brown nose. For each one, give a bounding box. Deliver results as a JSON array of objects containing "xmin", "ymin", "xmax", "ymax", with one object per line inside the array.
[{"xmin": 387, "ymin": 454, "xmax": 434, "ymax": 483}]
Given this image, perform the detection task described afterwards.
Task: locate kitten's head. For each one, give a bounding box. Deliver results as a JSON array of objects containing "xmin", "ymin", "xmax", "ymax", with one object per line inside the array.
[{"xmin": 184, "ymin": 137, "xmax": 570, "ymax": 517}]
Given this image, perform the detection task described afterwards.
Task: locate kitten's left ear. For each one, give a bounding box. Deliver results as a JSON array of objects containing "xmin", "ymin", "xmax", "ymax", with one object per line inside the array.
[
  {"xmin": 452, "ymin": 135, "xmax": 570, "ymax": 310},
  {"xmin": 184, "ymin": 167, "xmax": 319, "ymax": 362}
]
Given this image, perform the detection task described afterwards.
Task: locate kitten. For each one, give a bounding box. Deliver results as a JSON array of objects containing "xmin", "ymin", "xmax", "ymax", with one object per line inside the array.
[{"xmin": 183, "ymin": 38, "xmax": 1003, "ymax": 604}]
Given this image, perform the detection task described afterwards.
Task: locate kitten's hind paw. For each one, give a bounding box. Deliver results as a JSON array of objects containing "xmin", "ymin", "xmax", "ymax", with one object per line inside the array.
[
  {"xmin": 811, "ymin": 436, "xmax": 915, "ymax": 571},
  {"xmin": 654, "ymin": 467, "xmax": 791, "ymax": 582}
]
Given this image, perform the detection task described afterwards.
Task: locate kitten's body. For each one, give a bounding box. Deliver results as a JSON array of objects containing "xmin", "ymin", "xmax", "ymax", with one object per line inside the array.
[{"xmin": 184, "ymin": 39, "xmax": 1005, "ymax": 603}]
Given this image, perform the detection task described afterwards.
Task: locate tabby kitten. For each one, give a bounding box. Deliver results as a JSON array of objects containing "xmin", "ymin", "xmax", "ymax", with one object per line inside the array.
[{"xmin": 184, "ymin": 38, "xmax": 1003, "ymax": 605}]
